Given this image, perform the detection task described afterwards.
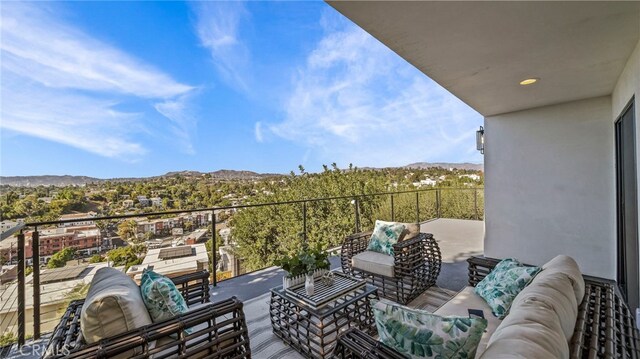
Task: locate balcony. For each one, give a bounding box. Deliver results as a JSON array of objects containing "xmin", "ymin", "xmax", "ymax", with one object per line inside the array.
[
  {"xmin": 1, "ymin": 1, "xmax": 640, "ymax": 358},
  {"xmin": 2, "ymin": 188, "xmax": 486, "ymax": 357}
]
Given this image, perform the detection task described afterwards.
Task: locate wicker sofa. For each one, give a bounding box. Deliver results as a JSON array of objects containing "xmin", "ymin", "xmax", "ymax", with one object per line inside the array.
[
  {"xmin": 334, "ymin": 256, "xmax": 640, "ymax": 359},
  {"xmin": 44, "ymin": 269, "xmax": 251, "ymax": 359},
  {"xmin": 341, "ymin": 231, "xmax": 441, "ymax": 304}
]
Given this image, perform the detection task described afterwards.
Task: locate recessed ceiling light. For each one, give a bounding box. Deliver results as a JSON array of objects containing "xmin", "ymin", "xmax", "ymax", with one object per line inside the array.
[{"xmin": 519, "ymin": 78, "xmax": 539, "ymax": 86}]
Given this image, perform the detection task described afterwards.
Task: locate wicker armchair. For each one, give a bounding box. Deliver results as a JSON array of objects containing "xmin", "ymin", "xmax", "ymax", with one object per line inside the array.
[
  {"xmin": 341, "ymin": 232, "xmax": 441, "ymax": 304},
  {"xmin": 333, "ymin": 256, "xmax": 640, "ymax": 359},
  {"xmin": 44, "ymin": 270, "xmax": 251, "ymax": 359}
]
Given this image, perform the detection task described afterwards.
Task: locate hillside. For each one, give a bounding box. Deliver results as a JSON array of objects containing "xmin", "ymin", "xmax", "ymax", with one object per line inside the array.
[
  {"xmin": 0, "ymin": 170, "xmax": 281, "ymax": 187},
  {"xmin": 0, "ymin": 163, "xmax": 483, "ymax": 187},
  {"xmin": 404, "ymin": 162, "xmax": 483, "ymax": 171}
]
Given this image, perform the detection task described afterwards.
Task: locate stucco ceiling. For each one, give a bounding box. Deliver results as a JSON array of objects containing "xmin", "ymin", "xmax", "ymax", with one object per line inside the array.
[{"xmin": 327, "ymin": 1, "xmax": 640, "ymax": 116}]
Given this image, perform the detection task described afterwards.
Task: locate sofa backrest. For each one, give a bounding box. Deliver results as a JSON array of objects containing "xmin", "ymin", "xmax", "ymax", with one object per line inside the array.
[
  {"xmin": 81, "ymin": 267, "xmax": 152, "ymax": 349},
  {"xmin": 480, "ymin": 297, "xmax": 570, "ymax": 358},
  {"xmin": 542, "ymin": 255, "xmax": 585, "ymax": 303},
  {"xmin": 479, "ymin": 255, "xmax": 584, "ymax": 359}
]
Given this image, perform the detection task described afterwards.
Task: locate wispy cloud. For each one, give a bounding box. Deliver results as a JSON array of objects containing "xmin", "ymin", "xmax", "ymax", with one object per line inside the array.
[
  {"xmin": 0, "ymin": 2, "xmax": 196, "ymax": 159},
  {"xmin": 154, "ymin": 93, "xmax": 200, "ymax": 155},
  {"xmin": 192, "ymin": 1, "xmax": 251, "ymax": 93},
  {"xmin": 1, "ymin": 72, "xmax": 145, "ymax": 158},
  {"xmin": 254, "ymin": 122, "xmax": 264, "ymax": 143},
  {"xmin": 269, "ymin": 11, "xmax": 483, "ymax": 167}
]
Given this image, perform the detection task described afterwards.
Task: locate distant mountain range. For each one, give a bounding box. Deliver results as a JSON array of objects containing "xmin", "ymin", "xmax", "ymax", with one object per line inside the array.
[
  {"xmin": 0, "ymin": 170, "xmax": 279, "ymax": 187},
  {"xmin": 0, "ymin": 163, "xmax": 482, "ymax": 187},
  {"xmin": 403, "ymin": 162, "xmax": 483, "ymax": 171}
]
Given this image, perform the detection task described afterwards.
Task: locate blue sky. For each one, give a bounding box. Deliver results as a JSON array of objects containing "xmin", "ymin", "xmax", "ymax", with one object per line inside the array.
[{"xmin": 0, "ymin": 1, "xmax": 482, "ymax": 178}]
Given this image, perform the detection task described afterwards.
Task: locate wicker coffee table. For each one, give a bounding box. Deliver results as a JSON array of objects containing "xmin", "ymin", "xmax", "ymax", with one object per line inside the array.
[{"xmin": 269, "ymin": 272, "xmax": 378, "ymax": 359}]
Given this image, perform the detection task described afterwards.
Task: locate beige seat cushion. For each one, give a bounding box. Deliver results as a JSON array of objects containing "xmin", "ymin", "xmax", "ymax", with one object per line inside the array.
[
  {"xmin": 375, "ymin": 220, "xmax": 420, "ymax": 241},
  {"xmin": 508, "ymin": 255, "xmax": 583, "ymax": 340},
  {"xmin": 542, "ymin": 255, "xmax": 585, "ymax": 303},
  {"xmin": 352, "ymin": 251, "xmax": 395, "ymax": 277},
  {"xmin": 434, "ymin": 286, "xmax": 502, "ymax": 358},
  {"xmin": 511, "ymin": 268, "xmax": 578, "ymax": 340},
  {"xmin": 81, "ymin": 267, "xmax": 152, "ymax": 344},
  {"xmin": 480, "ymin": 296, "xmax": 570, "ymax": 359}
]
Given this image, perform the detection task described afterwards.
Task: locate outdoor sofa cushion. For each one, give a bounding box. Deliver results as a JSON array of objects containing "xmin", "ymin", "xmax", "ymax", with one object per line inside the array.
[
  {"xmin": 542, "ymin": 255, "xmax": 585, "ymax": 303},
  {"xmin": 433, "ymin": 286, "xmax": 502, "ymax": 358},
  {"xmin": 352, "ymin": 250, "xmax": 395, "ymax": 277},
  {"xmin": 511, "ymin": 269, "xmax": 578, "ymax": 339},
  {"xmin": 373, "ymin": 299, "xmax": 488, "ymax": 358},
  {"xmin": 140, "ymin": 269, "xmax": 189, "ymax": 324},
  {"xmin": 376, "ymin": 220, "xmax": 420, "ymax": 241},
  {"xmin": 480, "ymin": 296, "xmax": 570, "ymax": 359},
  {"xmin": 81, "ymin": 267, "xmax": 153, "ymax": 356},
  {"xmin": 475, "ymin": 258, "xmax": 541, "ymax": 318},
  {"xmin": 477, "ymin": 255, "xmax": 583, "ymax": 358},
  {"xmin": 367, "ymin": 220, "xmax": 406, "ymax": 256}
]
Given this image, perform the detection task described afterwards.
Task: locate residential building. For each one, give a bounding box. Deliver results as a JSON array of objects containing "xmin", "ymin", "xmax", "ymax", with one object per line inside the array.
[
  {"xmin": 23, "ymin": 225, "xmax": 102, "ymax": 260},
  {"xmin": 459, "ymin": 174, "xmax": 481, "ymax": 181},
  {"xmin": 58, "ymin": 212, "xmax": 96, "ymax": 227},
  {"xmin": 183, "ymin": 228, "xmax": 207, "ymax": 245},
  {"xmin": 0, "ymin": 220, "xmax": 22, "ymax": 234},
  {"xmin": 122, "ymin": 199, "xmax": 134, "ymax": 208},
  {"xmin": 150, "ymin": 197, "xmax": 162, "ymax": 207},
  {"xmin": 137, "ymin": 196, "xmax": 150, "ymax": 206},
  {"xmin": 127, "ymin": 243, "xmax": 208, "ymax": 282},
  {"xmin": 0, "ymin": 265, "xmax": 17, "ymax": 284},
  {"xmin": 0, "ymin": 236, "xmax": 18, "ymax": 264},
  {"xmin": 413, "ymin": 178, "xmax": 437, "ymax": 187}
]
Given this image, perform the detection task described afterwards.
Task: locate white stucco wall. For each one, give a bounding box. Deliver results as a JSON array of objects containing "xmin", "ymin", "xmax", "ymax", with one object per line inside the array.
[
  {"xmin": 612, "ymin": 37, "xmax": 640, "ymax": 306},
  {"xmin": 484, "ymin": 96, "xmax": 615, "ymax": 278}
]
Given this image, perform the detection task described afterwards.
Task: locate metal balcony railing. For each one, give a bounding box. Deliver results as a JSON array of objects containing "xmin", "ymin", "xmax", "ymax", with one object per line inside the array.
[{"xmin": 1, "ymin": 187, "xmax": 483, "ymax": 348}]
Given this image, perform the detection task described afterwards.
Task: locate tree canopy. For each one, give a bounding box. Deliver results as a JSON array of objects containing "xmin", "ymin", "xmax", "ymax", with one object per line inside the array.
[{"xmin": 47, "ymin": 247, "xmax": 76, "ymax": 268}]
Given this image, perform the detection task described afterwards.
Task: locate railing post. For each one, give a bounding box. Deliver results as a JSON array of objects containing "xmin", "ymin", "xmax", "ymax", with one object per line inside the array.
[
  {"xmin": 436, "ymin": 189, "xmax": 441, "ymax": 218},
  {"xmin": 390, "ymin": 194, "xmax": 395, "ymax": 221},
  {"xmin": 474, "ymin": 188, "xmax": 479, "ymax": 220},
  {"xmin": 302, "ymin": 201, "xmax": 307, "ymax": 243},
  {"xmin": 17, "ymin": 230, "xmax": 25, "ymax": 347},
  {"xmin": 32, "ymin": 228, "xmax": 40, "ymax": 339},
  {"xmin": 211, "ymin": 211, "xmax": 217, "ymax": 287},
  {"xmin": 354, "ymin": 199, "xmax": 361, "ymax": 233},
  {"xmin": 415, "ymin": 192, "xmax": 420, "ymax": 223}
]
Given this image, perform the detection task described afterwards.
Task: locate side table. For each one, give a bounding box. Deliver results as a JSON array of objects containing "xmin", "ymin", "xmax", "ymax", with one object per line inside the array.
[{"xmin": 269, "ymin": 273, "xmax": 378, "ymax": 359}]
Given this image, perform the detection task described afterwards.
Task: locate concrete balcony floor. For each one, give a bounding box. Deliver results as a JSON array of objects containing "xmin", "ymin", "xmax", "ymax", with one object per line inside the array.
[{"xmin": 210, "ymin": 218, "xmax": 485, "ymax": 302}]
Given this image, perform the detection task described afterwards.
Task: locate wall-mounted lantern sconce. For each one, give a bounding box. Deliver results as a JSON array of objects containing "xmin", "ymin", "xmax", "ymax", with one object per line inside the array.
[{"xmin": 476, "ymin": 126, "xmax": 485, "ymax": 154}]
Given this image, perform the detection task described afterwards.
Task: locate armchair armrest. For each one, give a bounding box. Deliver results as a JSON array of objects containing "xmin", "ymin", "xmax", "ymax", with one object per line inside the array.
[
  {"xmin": 334, "ymin": 328, "xmax": 407, "ymax": 359},
  {"xmin": 392, "ymin": 233, "xmax": 441, "ymax": 279},
  {"xmin": 170, "ymin": 270, "xmax": 210, "ymax": 306},
  {"xmin": 341, "ymin": 231, "xmax": 372, "ymax": 275},
  {"xmin": 59, "ymin": 296, "xmax": 250, "ymax": 359}
]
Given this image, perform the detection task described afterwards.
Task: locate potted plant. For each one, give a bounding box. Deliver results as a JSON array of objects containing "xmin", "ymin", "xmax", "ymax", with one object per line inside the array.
[{"xmin": 275, "ymin": 242, "xmax": 330, "ymax": 295}]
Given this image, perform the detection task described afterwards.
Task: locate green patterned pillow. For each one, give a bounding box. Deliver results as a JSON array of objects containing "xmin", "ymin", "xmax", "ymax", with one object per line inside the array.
[
  {"xmin": 372, "ymin": 299, "xmax": 487, "ymax": 358},
  {"xmin": 367, "ymin": 220, "xmax": 406, "ymax": 256},
  {"xmin": 140, "ymin": 269, "xmax": 189, "ymax": 323},
  {"xmin": 474, "ymin": 258, "xmax": 541, "ymax": 319}
]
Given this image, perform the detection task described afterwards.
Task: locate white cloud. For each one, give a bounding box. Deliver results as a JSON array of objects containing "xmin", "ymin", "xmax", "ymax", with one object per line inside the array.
[
  {"xmin": 254, "ymin": 122, "xmax": 264, "ymax": 143},
  {"xmin": 269, "ymin": 12, "xmax": 483, "ymax": 167},
  {"xmin": 1, "ymin": 73, "xmax": 145, "ymax": 159},
  {"xmin": 192, "ymin": 1, "xmax": 251, "ymax": 93},
  {"xmin": 154, "ymin": 94, "xmax": 198, "ymax": 155},
  {"xmin": 0, "ymin": 2, "xmax": 196, "ymax": 158}
]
